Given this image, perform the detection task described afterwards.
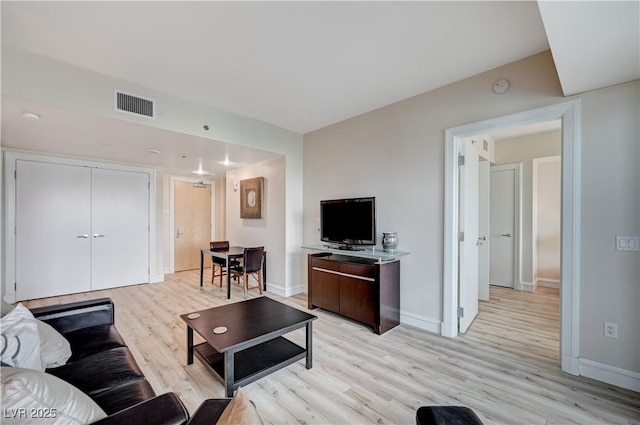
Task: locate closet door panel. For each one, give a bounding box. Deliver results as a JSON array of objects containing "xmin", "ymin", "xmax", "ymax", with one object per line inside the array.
[
  {"xmin": 91, "ymin": 168, "xmax": 150, "ymax": 290},
  {"xmin": 16, "ymin": 160, "xmax": 91, "ymax": 301}
]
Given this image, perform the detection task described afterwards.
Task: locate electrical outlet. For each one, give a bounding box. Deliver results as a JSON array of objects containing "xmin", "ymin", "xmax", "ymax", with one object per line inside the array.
[{"xmin": 604, "ymin": 322, "xmax": 618, "ymax": 338}]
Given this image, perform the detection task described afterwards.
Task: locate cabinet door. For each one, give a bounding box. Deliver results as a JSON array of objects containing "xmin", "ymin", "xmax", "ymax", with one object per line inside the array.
[
  {"xmin": 91, "ymin": 168, "xmax": 150, "ymax": 290},
  {"xmin": 339, "ymin": 275, "xmax": 375, "ymax": 326},
  {"xmin": 16, "ymin": 160, "xmax": 92, "ymax": 300},
  {"xmin": 310, "ymin": 265, "xmax": 340, "ymax": 313}
]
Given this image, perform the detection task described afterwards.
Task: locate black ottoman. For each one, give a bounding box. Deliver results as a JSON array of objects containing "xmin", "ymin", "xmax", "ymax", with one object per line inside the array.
[{"xmin": 416, "ymin": 406, "xmax": 483, "ymax": 425}]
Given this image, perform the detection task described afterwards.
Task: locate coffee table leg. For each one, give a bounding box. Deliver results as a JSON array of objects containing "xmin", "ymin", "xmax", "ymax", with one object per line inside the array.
[
  {"xmin": 224, "ymin": 351, "xmax": 234, "ymax": 397},
  {"xmin": 306, "ymin": 321, "xmax": 313, "ymax": 369},
  {"xmin": 187, "ymin": 327, "xmax": 194, "ymax": 365}
]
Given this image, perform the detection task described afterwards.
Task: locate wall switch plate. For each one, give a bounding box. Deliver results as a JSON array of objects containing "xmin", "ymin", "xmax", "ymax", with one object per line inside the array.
[
  {"xmin": 616, "ymin": 236, "xmax": 639, "ymax": 251},
  {"xmin": 604, "ymin": 322, "xmax": 618, "ymax": 338}
]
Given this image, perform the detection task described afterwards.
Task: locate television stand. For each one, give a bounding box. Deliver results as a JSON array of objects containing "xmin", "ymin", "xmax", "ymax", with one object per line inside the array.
[{"xmin": 305, "ymin": 251, "xmax": 401, "ymax": 334}]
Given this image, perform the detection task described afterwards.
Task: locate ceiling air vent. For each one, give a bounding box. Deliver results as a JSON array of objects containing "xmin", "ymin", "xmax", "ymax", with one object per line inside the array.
[{"xmin": 115, "ymin": 91, "xmax": 155, "ymax": 118}]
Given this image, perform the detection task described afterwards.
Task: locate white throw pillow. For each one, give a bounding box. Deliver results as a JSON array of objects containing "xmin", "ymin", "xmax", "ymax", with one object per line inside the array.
[
  {"xmin": 37, "ymin": 320, "xmax": 72, "ymax": 369},
  {"xmin": 1, "ymin": 367, "xmax": 107, "ymax": 424},
  {"xmin": 1, "ymin": 304, "xmax": 43, "ymax": 371}
]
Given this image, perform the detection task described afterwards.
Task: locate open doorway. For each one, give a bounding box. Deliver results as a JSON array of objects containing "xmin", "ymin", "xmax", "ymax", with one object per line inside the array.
[{"xmin": 443, "ymin": 100, "xmax": 582, "ymax": 376}]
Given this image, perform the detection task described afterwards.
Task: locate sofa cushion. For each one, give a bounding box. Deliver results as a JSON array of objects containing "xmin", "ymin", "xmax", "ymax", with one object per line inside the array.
[
  {"xmin": 1, "ymin": 366, "xmax": 107, "ymax": 425},
  {"xmin": 91, "ymin": 379, "xmax": 157, "ymax": 415},
  {"xmin": 1, "ymin": 303, "xmax": 43, "ymax": 371},
  {"xmin": 63, "ymin": 325, "xmax": 127, "ymax": 361},
  {"xmin": 47, "ymin": 347, "xmax": 146, "ymax": 397}
]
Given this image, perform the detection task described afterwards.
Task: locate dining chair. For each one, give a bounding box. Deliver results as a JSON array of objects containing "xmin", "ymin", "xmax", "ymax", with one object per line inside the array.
[
  {"xmin": 230, "ymin": 246, "xmax": 264, "ymax": 298},
  {"xmin": 210, "ymin": 241, "xmax": 230, "ymax": 286}
]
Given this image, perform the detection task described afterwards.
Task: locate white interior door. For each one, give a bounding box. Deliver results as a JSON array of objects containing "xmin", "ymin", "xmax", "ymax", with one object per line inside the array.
[
  {"xmin": 91, "ymin": 168, "xmax": 150, "ymax": 290},
  {"xmin": 490, "ymin": 167, "xmax": 515, "ymax": 288},
  {"xmin": 16, "ymin": 160, "xmax": 91, "ymax": 301},
  {"xmin": 458, "ymin": 139, "xmax": 480, "ymax": 333},
  {"xmin": 478, "ymin": 159, "xmax": 490, "ymax": 301}
]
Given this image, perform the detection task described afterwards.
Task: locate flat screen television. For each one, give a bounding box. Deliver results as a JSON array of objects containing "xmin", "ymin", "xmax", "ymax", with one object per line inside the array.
[{"xmin": 320, "ymin": 197, "xmax": 376, "ymax": 249}]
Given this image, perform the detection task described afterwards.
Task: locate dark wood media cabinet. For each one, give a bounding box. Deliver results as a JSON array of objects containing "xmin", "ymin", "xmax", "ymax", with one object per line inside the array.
[{"xmin": 307, "ymin": 252, "xmax": 400, "ymax": 334}]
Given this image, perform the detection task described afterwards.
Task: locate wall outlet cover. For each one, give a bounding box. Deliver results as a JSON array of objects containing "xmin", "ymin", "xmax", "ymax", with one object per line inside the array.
[{"xmin": 604, "ymin": 321, "xmax": 618, "ymax": 338}]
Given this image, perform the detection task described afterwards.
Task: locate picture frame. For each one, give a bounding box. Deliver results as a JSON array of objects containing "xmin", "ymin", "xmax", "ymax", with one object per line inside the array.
[{"xmin": 240, "ymin": 177, "xmax": 264, "ymax": 219}]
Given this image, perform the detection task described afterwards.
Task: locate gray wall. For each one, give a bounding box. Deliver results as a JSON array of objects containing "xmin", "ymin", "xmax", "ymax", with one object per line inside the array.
[{"xmin": 303, "ymin": 51, "xmax": 640, "ymax": 374}]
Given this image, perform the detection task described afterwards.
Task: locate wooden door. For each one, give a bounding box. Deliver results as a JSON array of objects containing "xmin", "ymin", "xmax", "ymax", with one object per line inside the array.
[
  {"xmin": 15, "ymin": 160, "xmax": 92, "ymax": 301},
  {"xmin": 174, "ymin": 181, "xmax": 212, "ymax": 271},
  {"xmin": 91, "ymin": 168, "xmax": 150, "ymax": 290},
  {"xmin": 458, "ymin": 139, "xmax": 480, "ymax": 333},
  {"xmin": 490, "ymin": 167, "xmax": 516, "ymax": 288}
]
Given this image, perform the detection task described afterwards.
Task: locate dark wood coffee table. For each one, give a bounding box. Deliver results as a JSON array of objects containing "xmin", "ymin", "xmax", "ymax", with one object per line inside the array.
[{"xmin": 180, "ymin": 297, "xmax": 317, "ymax": 396}]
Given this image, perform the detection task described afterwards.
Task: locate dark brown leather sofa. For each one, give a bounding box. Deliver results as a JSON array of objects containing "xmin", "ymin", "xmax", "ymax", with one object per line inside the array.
[{"xmin": 30, "ymin": 298, "xmax": 230, "ymax": 425}]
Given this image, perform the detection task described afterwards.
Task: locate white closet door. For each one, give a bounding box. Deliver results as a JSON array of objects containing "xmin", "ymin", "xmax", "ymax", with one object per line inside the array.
[
  {"xmin": 91, "ymin": 168, "xmax": 150, "ymax": 290},
  {"xmin": 16, "ymin": 160, "xmax": 91, "ymax": 301}
]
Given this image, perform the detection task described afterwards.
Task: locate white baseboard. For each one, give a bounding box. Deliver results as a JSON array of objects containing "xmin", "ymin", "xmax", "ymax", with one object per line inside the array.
[
  {"xmin": 537, "ymin": 278, "xmax": 560, "ymax": 289},
  {"xmin": 3, "ymin": 293, "xmax": 16, "ymax": 304},
  {"xmin": 400, "ymin": 311, "xmax": 441, "ymax": 334},
  {"xmin": 265, "ymin": 282, "xmax": 304, "ymax": 298},
  {"xmin": 150, "ymin": 274, "xmax": 165, "ymax": 284},
  {"xmin": 562, "ymin": 354, "xmax": 580, "ymax": 376},
  {"xmin": 517, "ymin": 281, "xmax": 535, "ymax": 292},
  {"xmin": 162, "ymin": 267, "xmax": 173, "ymax": 275},
  {"xmin": 579, "ymin": 358, "xmax": 640, "ymax": 392}
]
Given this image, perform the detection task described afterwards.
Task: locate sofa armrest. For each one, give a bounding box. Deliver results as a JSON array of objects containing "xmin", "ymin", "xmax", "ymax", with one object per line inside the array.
[
  {"xmin": 30, "ymin": 298, "xmax": 115, "ymax": 335},
  {"xmin": 186, "ymin": 399, "xmax": 232, "ymax": 425},
  {"xmin": 90, "ymin": 393, "xmax": 189, "ymax": 425}
]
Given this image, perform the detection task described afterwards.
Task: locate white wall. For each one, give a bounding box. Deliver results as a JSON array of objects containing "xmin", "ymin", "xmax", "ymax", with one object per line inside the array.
[
  {"xmin": 535, "ymin": 158, "xmax": 561, "ymax": 284},
  {"xmin": 304, "ymin": 51, "xmax": 640, "ymax": 376},
  {"xmin": 494, "ymin": 130, "xmax": 562, "ymax": 286},
  {"xmin": 1, "ymin": 47, "xmax": 304, "ymax": 296},
  {"xmin": 226, "ymin": 156, "xmax": 290, "ymax": 295}
]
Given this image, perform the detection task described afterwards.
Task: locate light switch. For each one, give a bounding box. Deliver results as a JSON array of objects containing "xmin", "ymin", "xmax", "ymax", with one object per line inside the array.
[{"xmin": 616, "ymin": 236, "xmax": 639, "ymax": 252}]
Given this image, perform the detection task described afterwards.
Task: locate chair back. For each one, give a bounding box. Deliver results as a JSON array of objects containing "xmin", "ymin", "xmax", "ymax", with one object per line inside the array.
[
  {"xmin": 210, "ymin": 241, "xmax": 230, "ymax": 251},
  {"xmin": 243, "ymin": 247, "xmax": 264, "ymax": 273}
]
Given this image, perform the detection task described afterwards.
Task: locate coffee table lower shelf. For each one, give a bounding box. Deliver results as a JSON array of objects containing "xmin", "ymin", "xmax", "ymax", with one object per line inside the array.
[{"xmin": 193, "ymin": 337, "xmax": 306, "ymax": 393}]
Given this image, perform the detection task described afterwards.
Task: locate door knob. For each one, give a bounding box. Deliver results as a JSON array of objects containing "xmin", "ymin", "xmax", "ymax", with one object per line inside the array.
[
  {"xmin": 501, "ymin": 233, "xmax": 513, "ymax": 238},
  {"xmin": 76, "ymin": 234, "xmax": 89, "ymax": 239},
  {"xmin": 94, "ymin": 234, "xmax": 105, "ymax": 238},
  {"xmin": 176, "ymin": 228, "xmax": 185, "ymax": 238}
]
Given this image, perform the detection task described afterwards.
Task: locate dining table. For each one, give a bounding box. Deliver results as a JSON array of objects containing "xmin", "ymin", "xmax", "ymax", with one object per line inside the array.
[{"xmin": 199, "ymin": 246, "xmax": 267, "ymax": 299}]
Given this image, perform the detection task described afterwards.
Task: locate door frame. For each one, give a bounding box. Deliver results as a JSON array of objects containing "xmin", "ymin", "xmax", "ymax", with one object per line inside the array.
[
  {"xmin": 443, "ymin": 100, "xmax": 582, "ymax": 376},
  {"xmin": 2, "ymin": 150, "xmax": 158, "ymax": 303},
  {"xmin": 168, "ymin": 176, "xmax": 216, "ymax": 274},
  {"xmin": 489, "ymin": 163, "xmax": 523, "ymax": 291}
]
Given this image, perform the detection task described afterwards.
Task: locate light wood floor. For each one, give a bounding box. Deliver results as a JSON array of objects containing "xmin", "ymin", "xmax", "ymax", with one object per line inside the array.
[{"xmin": 24, "ymin": 273, "xmax": 639, "ymax": 425}]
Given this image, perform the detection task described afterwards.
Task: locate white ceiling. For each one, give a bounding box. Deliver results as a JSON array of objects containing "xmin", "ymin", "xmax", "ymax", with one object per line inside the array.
[
  {"xmin": 1, "ymin": 97, "xmax": 281, "ymax": 177},
  {"xmin": 1, "ymin": 1, "xmax": 638, "ymax": 175}
]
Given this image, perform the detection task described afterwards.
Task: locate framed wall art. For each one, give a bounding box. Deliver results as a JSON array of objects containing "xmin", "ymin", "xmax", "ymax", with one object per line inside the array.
[{"xmin": 240, "ymin": 177, "xmax": 264, "ymax": 219}]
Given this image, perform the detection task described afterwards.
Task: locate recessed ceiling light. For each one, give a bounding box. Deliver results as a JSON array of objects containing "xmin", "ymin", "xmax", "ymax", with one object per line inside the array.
[
  {"xmin": 21, "ymin": 112, "xmax": 41, "ymax": 121},
  {"xmin": 219, "ymin": 158, "xmax": 234, "ymax": 166},
  {"xmin": 147, "ymin": 149, "xmax": 160, "ymax": 154}
]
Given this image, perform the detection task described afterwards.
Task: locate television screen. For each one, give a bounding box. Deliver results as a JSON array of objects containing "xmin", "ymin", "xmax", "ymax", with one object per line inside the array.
[{"xmin": 320, "ymin": 197, "xmax": 376, "ymax": 247}]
